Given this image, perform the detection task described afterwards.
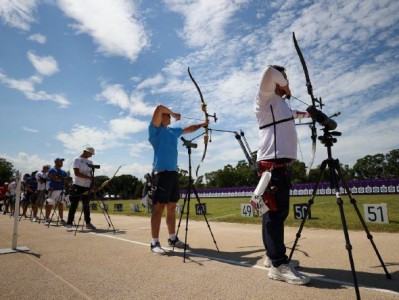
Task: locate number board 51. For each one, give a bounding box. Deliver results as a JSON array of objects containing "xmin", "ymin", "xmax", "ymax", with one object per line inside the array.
[{"xmin": 364, "ymin": 204, "xmax": 389, "ymax": 224}]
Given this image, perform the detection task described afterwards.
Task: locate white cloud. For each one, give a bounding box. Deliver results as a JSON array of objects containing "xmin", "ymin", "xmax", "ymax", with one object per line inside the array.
[
  {"xmin": 0, "ymin": 152, "xmax": 54, "ymax": 176},
  {"xmin": 28, "ymin": 33, "xmax": 46, "ymax": 44},
  {"xmin": 0, "ymin": 0, "xmax": 38, "ymax": 30},
  {"xmin": 58, "ymin": 0, "xmax": 149, "ymax": 62},
  {"xmin": 22, "ymin": 126, "xmax": 39, "ymax": 133},
  {"xmin": 116, "ymin": 162, "xmax": 152, "ymax": 179},
  {"xmin": 57, "ymin": 116, "xmax": 147, "ymax": 154},
  {"xmin": 137, "ymin": 74, "xmax": 164, "ymax": 90},
  {"xmin": 96, "ymin": 83, "xmax": 130, "ymax": 110},
  {"xmin": 57, "ymin": 125, "xmax": 120, "ymax": 154},
  {"xmin": 0, "ymin": 71, "xmax": 70, "ymax": 107},
  {"xmin": 27, "ymin": 51, "xmax": 59, "ymax": 76},
  {"xmin": 128, "ymin": 141, "xmax": 152, "ymax": 157},
  {"xmin": 96, "ymin": 83, "xmax": 154, "ymax": 116},
  {"xmin": 164, "ymin": 0, "xmax": 250, "ymax": 48},
  {"xmin": 128, "ymin": 91, "xmax": 154, "ymax": 116},
  {"xmin": 109, "ymin": 116, "xmax": 148, "ymax": 137}
]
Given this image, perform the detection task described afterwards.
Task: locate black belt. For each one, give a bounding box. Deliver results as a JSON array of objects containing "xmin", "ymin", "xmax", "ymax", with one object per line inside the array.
[
  {"xmin": 154, "ymin": 170, "xmax": 177, "ymax": 175},
  {"xmin": 259, "ymin": 116, "xmax": 294, "ymax": 130}
]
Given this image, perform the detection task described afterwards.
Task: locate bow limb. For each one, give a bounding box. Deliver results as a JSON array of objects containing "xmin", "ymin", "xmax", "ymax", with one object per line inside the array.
[
  {"xmin": 83, "ymin": 164, "xmax": 124, "ymax": 195},
  {"xmin": 293, "ymin": 32, "xmax": 319, "ymax": 176},
  {"xmin": 306, "ymin": 126, "xmax": 317, "ymax": 176},
  {"xmin": 110, "ymin": 164, "xmax": 124, "ymax": 180},
  {"xmin": 188, "ymin": 67, "xmax": 209, "ymax": 177}
]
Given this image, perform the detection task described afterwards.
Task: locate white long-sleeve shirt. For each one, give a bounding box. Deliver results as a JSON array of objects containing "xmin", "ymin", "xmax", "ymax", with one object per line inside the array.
[{"xmin": 254, "ymin": 66, "xmax": 297, "ymax": 161}]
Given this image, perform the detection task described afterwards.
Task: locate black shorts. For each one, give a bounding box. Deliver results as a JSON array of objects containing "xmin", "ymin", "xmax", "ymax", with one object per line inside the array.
[{"xmin": 153, "ymin": 171, "xmax": 180, "ymax": 204}]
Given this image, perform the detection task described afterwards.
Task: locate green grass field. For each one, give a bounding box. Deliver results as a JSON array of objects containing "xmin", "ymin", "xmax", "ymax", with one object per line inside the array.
[{"xmin": 87, "ymin": 194, "xmax": 399, "ymax": 233}]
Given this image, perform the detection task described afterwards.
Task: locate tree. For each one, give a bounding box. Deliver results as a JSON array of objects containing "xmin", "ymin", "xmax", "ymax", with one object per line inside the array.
[
  {"xmin": 353, "ymin": 153, "xmax": 386, "ymax": 179},
  {"xmin": 234, "ymin": 160, "xmax": 258, "ymax": 186},
  {"xmin": 291, "ymin": 160, "xmax": 307, "ymax": 183},
  {"xmin": 0, "ymin": 158, "xmax": 14, "ymax": 184},
  {"xmin": 353, "ymin": 149, "xmax": 399, "ymax": 179},
  {"xmin": 94, "ymin": 175, "xmax": 110, "ymax": 198},
  {"xmin": 134, "ymin": 180, "xmax": 144, "ymax": 198},
  {"xmin": 178, "ymin": 168, "xmax": 189, "ymax": 189},
  {"xmin": 385, "ymin": 149, "xmax": 399, "ymax": 178}
]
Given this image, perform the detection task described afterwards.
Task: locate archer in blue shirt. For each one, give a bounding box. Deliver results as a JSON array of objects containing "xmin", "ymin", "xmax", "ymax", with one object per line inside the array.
[{"xmin": 148, "ymin": 105, "xmax": 207, "ymax": 254}]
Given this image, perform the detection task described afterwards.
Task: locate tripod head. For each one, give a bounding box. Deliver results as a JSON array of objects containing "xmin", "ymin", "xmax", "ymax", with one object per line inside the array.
[
  {"xmin": 181, "ymin": 137, "xmax": 197, "ymax": 149},
  {"xmin": 319, "ymin": 128, "xmax": 341, "ymax": 146}
]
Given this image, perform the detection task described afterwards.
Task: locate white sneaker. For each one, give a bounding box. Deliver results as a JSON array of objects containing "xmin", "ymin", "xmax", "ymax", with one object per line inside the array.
[
  {"xmin": 65, "ymin": 224, "xmax": 74, "ymax": 231},
  {"xmin": 264, "ymin": 256, "xmax": 300, "ymax": 269},
  {"xmin": 32, "ymin": 217, "xmax": 38, "ymax": 222},
  {"xmin": 150, "ymin": 242, "xmax": 166, "ymax": 255},
  {"xmin": 268, "ymin": 264, "xmax": 310, "ymax": 285}
]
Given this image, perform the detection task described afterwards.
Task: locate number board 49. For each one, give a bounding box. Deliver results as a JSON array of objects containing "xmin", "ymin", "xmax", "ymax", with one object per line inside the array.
[
  {"xmin": 364, "ymin": 204, "xmax": 389, "ymax": 224},
  {"xmin": 241, "ymin": 204, "xmax": 254, "ymax": 217}
]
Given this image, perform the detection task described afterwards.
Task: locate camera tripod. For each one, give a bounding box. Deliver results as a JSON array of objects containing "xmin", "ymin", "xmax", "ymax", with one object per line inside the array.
[
  {"xmin": 37, "ymin": 178, "xmax": 49, "ymax": 224},
  {"xmin": 47, "ymin": 190, "xmax": 66, "ymax": 227},
  {"xmin": 176, "ymin": 137, "xmax": 219, "ymax": 262},
  {"xmin": 289, "ymin": 129, "xmax": 391, "ymax": 300},
  {"xmin": 74, "ymin": 167, "xmax": 116, "ymax": 235}
]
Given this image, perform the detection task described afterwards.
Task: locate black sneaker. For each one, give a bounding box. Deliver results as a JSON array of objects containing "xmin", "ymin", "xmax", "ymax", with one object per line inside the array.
[
  {"xmin": 168, "ymin": 237, "xmax": 186, "ymax": 249},
  {"xmin": 86, "ymin": 223, "xmax": 96, "ymax": 230}
]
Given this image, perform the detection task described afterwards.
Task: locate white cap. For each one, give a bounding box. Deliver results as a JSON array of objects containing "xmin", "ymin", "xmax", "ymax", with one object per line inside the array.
[{"xmin": 83, "ymin": 146, "xmax": 95, "ymax": 155}]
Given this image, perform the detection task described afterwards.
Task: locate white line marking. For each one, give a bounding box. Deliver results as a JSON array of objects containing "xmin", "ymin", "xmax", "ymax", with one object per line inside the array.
[
  {"xmin": 207, "ymin": 213, "xmax": 236, "ymax": 221},
  {"xmin": 25, "ymin": 254, "xmax": 92, "ymax": 299},
  {"xmin": 91, "ymin": 232, "xmax": 399, "ymax": 297}
]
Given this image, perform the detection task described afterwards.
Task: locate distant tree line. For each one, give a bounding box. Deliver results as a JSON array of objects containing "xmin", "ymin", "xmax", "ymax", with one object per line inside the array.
[
  {"xmin": 1, "ymin": 149, "xmax": 398, "ymax": 197},
  {"xmin": 180, "ymin": 149, "xmax": 399, "ymax": 189}
]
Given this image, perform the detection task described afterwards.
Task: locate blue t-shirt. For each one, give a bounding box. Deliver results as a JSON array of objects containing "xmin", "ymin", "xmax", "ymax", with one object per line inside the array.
[
  {"xmin": 27, "ymin": 176, "xmax": 38, "ymax": 191},
  {"xmin": 148, "ymin": 122, "xmax": 183, "ymax": 172},
  {"xmin": 48, "ymin": 167, "xmax": 67, "ymax": 190}
]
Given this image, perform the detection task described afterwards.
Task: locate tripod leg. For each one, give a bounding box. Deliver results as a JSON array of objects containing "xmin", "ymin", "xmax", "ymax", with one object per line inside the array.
[
  {"xmin": 38, "ymin": 200, "xmax": 46, "ymax": 224},
  {"xmin": 74, "ymin": 204, "xmax": 85, "ymax": 236},
  {"xmin": 330, "ymin": 160, "xmax": 360, "ymax": 300},
  {"xmin": 48, "ymin": 196, "xmax": 61, "ymax": 228},
  {"xmin": 97, "ymin": 199, "xmax": 116, "ymax": 232},
  {"xmin": 175, "ymin": 192, "xmax": 188, "ymax": 241},
  {"xmin": 28, "ymin": 200, "xmax": 33, "ymax": 221},
  {"xmin": 181, "ymin": 191, "xmax": 191, "ymax": 262},
  {"xmin": 289, "ymin": 160, "xmax": 328, "ymax": 260},
  {"xmin": 335, "ymin": 190, "xmax": 361, "ymax": 298},
  {"xmin": 192, "ymin": 187, "xmax": 219, "ymax": 252},
  {"xmin": 336, "ymin": 163, "xmax": 392, "ymax": 280}
]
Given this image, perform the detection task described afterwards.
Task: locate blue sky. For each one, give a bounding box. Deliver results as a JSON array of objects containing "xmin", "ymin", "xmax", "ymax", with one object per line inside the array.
[{"xmin": 1, "ymin": 0, "xmax": 398, "ymax": 180}]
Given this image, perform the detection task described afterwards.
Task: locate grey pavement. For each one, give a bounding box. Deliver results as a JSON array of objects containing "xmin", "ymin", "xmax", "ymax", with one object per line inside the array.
[{"xmin": 0, "ymin": 212, "xmax": 398, "ymax": 299}]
